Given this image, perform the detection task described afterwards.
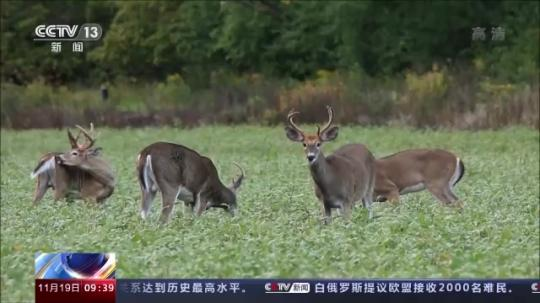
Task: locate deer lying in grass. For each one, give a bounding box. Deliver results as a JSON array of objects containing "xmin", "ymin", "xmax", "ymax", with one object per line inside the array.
[
  {"xmin": 374, "ymin": 149, "xmax": 465, "ymax": 207},
  {"xmin": 136, "ymin": 142, "xmax": 245, "ymax": 223},
  {"xmin": 30, "ymin": 124, "xmax": 116, "ymax": 204},
  {"xmin": 284, "ymin": 106, "xmax": 376, "ymax": 223}
]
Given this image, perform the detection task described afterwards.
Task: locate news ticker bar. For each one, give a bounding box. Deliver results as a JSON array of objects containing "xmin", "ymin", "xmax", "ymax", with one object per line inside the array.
[{"xmin": 36, "ymin": 279, "xmax": 539, "ymax": 303}]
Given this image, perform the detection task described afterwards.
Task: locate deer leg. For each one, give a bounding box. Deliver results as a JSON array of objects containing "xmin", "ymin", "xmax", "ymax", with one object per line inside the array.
[
  {"xmin": 81, "ymin": 181, "xmax": 112, "ymax": 204},
  {"xmin": 53, "ymin": 187, "xmax": 67, "ymax": 201},
  {"xmin": 322, "ymin": 203, "xmax": 332, "ymax": 225},
  {"xmin": 336, "ymin": 206, "xmax": 342, "ymax": 217},
  {"xmin": 53, "ymin": 177, "xmax": 68, "ymax": 202},
  {"xmin": 444, "ymin": 187, "xmax": 458, "ymax": 202},
  {"xmin": 195, "ymin": 195, "xmax": 208, "ymax": 217},
  {"xmin": 182, "ymin": 192, "xmax": 197, "ymax": 216},
  {"xmin": 362, "ymin": 197, "xmax": 374, "ymax": 220},
  {"xmin": 444, "ymin": 186, "xmax": 464, "ymax": 209},
  {"xmin": 33, "ymin": 176, "xmax": 50, "ymax": 205},
  {"xmin": 184, "ymin": 201, "xmax": 195, "ymax": 217},
  {"xmin": 53, "ymin": 162, "xmax": 70, "ymax": 202},
  {"xmin": 341, "ymin": 201, "xmax": 353, "ymax": 220},
  {"xmin": 426, "ymin": 182, "xmax": 452, "ymax": 205},
  {"xmin": 96, "ymin": 186, "xmax": 114, "ymax": 204},
  {"xmin": 159, "ymin": 186, "xmax": 177, "ymax": 224},
  {"xmin": 375, "ymin": 196, "xmax": 388, "ymax": 202},
  {"xmin": 364, "ymin": 170, "xmax": 375, "ymax": 217},
  {"xmin": 140, "ymin": 188, "xmax": 157, "ymax": 220},
  {"xmin": 376, "ymin": 179, "xmax": 400, "ymax": 205},
  {"xmin": 381, "ymin": 189, "xmax": 400, "ymax": 206},
  {"xmin": 362, "ymin": 182, "xmax": 374, "ymax": 219}
]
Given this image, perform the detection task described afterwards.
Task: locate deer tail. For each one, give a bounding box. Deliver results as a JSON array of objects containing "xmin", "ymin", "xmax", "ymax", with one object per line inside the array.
[
  {"xmin": 451, "ymin": 157, "xmax": 465, "ymax": 187},
  {"xmin": 138, "ymin": 154, "xmax": 158, "ymax": 192},
  {"xmin": 31, "ymin": 156, "xmax": 55, "ymax": 179}
]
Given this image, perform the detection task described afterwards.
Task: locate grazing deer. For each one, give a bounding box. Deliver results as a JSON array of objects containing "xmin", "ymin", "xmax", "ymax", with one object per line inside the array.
[
  {"xmin": 284, "ymin": 106, "xmax": 376, "ymax": 223},
  {"xmin": 374, "ymin": 149, "xmax": 465, "ymax": 207},
  {"xmin": 136, "ymin": 142, "xmax": 245, "ymax": 223},
  {"xmin": 30, "ymin": 124, "xmax": 116, "ymax": 204}
]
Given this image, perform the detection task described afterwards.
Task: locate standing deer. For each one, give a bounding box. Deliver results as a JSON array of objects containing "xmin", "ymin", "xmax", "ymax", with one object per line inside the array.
[
  {"xmin": 374, "ymin": 149, "xmax": 465, "ymax": 207},
  {"xmin": 136, "ymin": 142, "xmax": 245, "ymax": 223},
  {"xmin": 30, "ymin": 124, "xmax": 116, "ymax": 204},
  {"xmin": 284, "ymin": 106, "xmax": 376, "ymax": 223}
]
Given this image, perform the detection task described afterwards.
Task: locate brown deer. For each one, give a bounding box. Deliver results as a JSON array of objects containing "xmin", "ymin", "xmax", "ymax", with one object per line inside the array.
[
  {"xmin": 30, "ymin": 124, "xmax": 116, "ymax": 204},
  {"xmin": 374, "ymin": 149, "xmax": 465, "ymax": 207},
  {"xmin": 136, "ymin": 142, "xmax": 245, "ymax": 223},
  {"xmin": 284, "ymin": 106, "xmax": 376, "ymax": 223}
]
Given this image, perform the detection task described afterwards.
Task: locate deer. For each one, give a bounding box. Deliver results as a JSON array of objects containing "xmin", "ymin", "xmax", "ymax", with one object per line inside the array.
[
  {"xmin": 284, "ymin": 106, "xmax": 376, "ymax": 224},
  {"xmin": 374, "ymin": 149, "xmax": 465, "ymax": 207},
  {"xmin": 136, "ymin": 142, "xmax": 245, "ymax": 223},
  {"xmin": 30, "ymin": 124, "xmax": 116, "ymax": 204}
]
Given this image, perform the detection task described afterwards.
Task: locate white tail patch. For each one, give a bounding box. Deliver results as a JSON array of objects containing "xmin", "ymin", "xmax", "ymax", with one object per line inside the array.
[
  {"xmin": 400, "ymin": 182, "xmax": 425, "ymax": 194},
  {"xmin": 30, "ymin": 157, "xmax": 55, "ymax": 179},
  {"xmin": 449, "ymin": 157, "xmax": 461, "ymax": 188},
  {"xmin": 143, "ymin": 155, "xmax": 159, "ymax": 192}
]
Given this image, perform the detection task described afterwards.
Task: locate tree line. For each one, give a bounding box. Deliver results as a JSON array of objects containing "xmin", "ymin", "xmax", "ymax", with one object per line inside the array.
[{"xmin": 2, "ymin": 1, "xmax": 538, "ymax": 87}]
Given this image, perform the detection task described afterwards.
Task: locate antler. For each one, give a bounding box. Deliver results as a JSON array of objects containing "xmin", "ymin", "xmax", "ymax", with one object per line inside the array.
[
  {"xmin": 287, "ymin": 109, "xmax": 305, "ymax": 135},
  {"xmin": 75, "ymin": 123, "xmax": 96, "ymax": 149},
  {"xmin": 231, "ymin": 162, "xmax": 245, "ymax": 191},
  {"xmin": 67, "ymin": 129, "xmax": 82, "ymax": 148},
  {"xmin": 317, "ymin": 105, "xmax": 334, "ymax": 135}
]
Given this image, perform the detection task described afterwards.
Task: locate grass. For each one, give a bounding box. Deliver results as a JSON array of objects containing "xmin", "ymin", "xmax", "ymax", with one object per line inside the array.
[{"xmin": 1, "ymin": 126, "xmax": 539, "ymax": 302}]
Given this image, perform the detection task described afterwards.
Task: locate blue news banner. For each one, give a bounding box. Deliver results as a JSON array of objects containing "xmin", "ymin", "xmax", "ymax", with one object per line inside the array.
[{"xmin": 116, "ymin": 279, "xmax": 540, "ymax": 303}]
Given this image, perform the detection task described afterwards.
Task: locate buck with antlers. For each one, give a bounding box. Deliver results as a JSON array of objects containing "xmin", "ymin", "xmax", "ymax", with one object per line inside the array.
[
  {"xmin": 374, "ymin": 149, "xmax": 465, "ymax": 206},
  {"xmin": 30, "ymin": 124, "xmax": 116, "ymax": 204},
  {"xmin": 136, "ymin": 142, "xmax": 245, "ymax": 223},
  {"xmin": 285, "ymin": 106, "xmax": 376, "ymax": 223}
]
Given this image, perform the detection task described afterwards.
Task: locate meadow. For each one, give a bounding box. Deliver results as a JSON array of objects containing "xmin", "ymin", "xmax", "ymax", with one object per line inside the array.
[{"xmin": 1, "ymin": 126, "xmax": 539, "ymax": 302}]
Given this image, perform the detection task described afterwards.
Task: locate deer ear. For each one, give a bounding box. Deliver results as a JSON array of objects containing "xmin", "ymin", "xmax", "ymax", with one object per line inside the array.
[
  {"xmin": 285, "ymin": 126, "xmax": 304, "ymax": 142},
  {"xmin": 89, "ymin": 147, "xmax": 102, "ymax": 156},
  {"xmin": 320, "ymin": 126, "xmax": 339, "ymax": 142}
]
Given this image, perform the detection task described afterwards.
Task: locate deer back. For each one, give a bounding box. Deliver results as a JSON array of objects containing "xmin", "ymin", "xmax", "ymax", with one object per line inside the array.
[
  {"xmin": 376, "ymin": 148, "xmax": 459, "ymax": 190},
  {"xmin": 138, "ymin": 142, "xmax": 224, "ymax": 193}
]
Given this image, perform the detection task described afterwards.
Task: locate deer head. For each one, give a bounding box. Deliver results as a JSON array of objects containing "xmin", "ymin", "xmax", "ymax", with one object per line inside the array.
[
  {"xmin": 284, "ymin": 105, "xmax": 339, "ymax": 164},
  {"xmin": 229, "ymin": 162, "xmax": 245, "ymax": 192},
  {"xmin": 59, "ymin": 123, "xmax": 102, "ymax": 166}
]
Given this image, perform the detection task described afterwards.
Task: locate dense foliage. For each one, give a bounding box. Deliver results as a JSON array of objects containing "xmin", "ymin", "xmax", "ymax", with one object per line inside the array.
[{"xmin": 2, "ymin": 1, "xmax": 538, "ymax": 86}]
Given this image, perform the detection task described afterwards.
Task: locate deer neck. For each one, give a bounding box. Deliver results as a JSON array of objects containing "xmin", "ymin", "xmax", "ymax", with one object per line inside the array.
[
  {"xmin": 80, "ymin": 159, "xmax": 116, "ymax": 188},
  {"xmin": 309, "ymin": 151, "xmax": 332, "ymax": 187}
]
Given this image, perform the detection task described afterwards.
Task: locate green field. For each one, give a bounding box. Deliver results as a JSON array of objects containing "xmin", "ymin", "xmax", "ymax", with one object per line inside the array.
[{"xmin": 1, "ymin": 126, "xmax": 539, "ymax": 302}]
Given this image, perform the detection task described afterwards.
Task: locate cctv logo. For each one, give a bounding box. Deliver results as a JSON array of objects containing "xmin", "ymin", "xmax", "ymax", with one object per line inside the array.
[
  {"xmin": 265, "ymin": 282, "xmax": 290, "ymax": 293},
  {"xmin": 265, "ymin": 282, "xmax": 310, "ymax": 293},
  {"xmin": 33, "ymin": 24, "xmax": 102, "ymax": 41},
  {"xmin": 532, "ymin": 282, "xmax": 540, "ymax": 294},
  {"xmin": 35, "ymin": 25, "xmax": 78, "ymax": 39}
]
